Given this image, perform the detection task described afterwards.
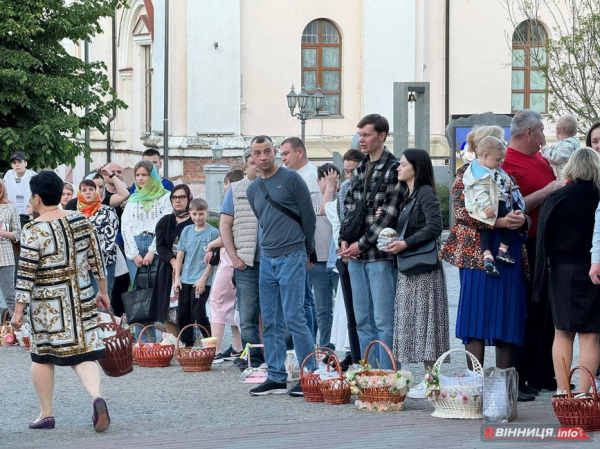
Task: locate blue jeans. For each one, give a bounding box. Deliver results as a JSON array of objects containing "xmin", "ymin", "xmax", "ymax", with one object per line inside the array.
[
  {"xmin": 90, "ymin": 262, "xmax": 116, "ymax": 300},
  {"xmin": 310, "ymin": 262, "xmax": 339, "ymax": 348},
  {"xmin": 126, "ymin": 234, "xmax": 158, "ymax": 342},
  {"xmin": 348, "ymin": 259, "xmax": 397, "ymax": 370},
  {"xmin": 304, "ymin": 273, "xmax": 318, "ymax": 340},
  {"xmin": 260, "ymin": 250, "xmax": 317, "ymax": 383},
  {"xmin": 235, "ymin": 264, "xmax": 264, "ymax": 361}
]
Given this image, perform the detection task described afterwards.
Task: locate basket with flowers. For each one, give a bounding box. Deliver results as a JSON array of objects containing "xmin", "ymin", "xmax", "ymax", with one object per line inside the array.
[
  {"xmin": 425, "ymin": 349, "xmax": 483, "ymax": 419},
  {"xmin": 346, "ymin": 340, "xmax": 413, "ymax": 411}
]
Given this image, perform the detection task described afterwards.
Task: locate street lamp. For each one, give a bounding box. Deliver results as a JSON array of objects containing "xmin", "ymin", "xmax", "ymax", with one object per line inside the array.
[
  {"xmin": 211, "ymin": 142, "xmax": 224, "ymax": 165},
  {"xmin": 286, "ymin": 85, "xmax": 325, "ymax": 144}
]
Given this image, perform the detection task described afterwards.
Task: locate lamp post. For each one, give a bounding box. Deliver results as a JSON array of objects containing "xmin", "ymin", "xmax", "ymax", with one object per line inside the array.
[
  {"xmin": 286, "ymin": 85, "xmax": 325, "ymax": 144},
  {"xmin": 211, "ymin": 142, "xmax": 224, "ymax": 166}
]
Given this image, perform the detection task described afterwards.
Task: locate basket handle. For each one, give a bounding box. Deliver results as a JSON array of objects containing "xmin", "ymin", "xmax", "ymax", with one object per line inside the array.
[
  {"xmin": 362, "ymin": 340, "xmax": 397, "ymax": 372},
  {"xmin": 432, "ymin": 348, "xmax": 483, "ymax": 376},
  {"xmin": 300, "ymin": 350, "xmax": 331, "ymax": 379},
  {"xmin": 128, "ymin": 323, "xmax": 147, "ymax": 343},
  {"xmin": 176, "ymin": 323, "xmax": 211, "ymax": 351},
  {"xmin": 1, "ymin": 309, "xmax": 11, "ymax": 326},
  {"xmin": 569, "ymin": 366, "xmax": 598, "ymax": 399},
  {"xmin": 327, "ymin": 353, "xmax": 344, "ymax": 378},
  {"xmin": 139, "ymin": 324, "xmax": 166, "ymax": 343}
]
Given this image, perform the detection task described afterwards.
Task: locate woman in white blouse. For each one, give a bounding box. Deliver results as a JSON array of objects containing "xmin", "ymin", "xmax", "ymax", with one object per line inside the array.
[{"xmin": 122, "ymin": 160, "xmax": 172, "ymax": 283}]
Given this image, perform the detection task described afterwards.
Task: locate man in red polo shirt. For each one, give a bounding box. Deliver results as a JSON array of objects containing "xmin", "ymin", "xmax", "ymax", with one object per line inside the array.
[{"xmin": 503, "ymin": 109, "xmax": 557, "ymax": 400}]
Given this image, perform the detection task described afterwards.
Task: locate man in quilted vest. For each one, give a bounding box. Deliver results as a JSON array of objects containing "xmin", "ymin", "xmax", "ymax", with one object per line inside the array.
[{"xmin": 220, "ymin": 148, "xmax": 264, "ymax": 367}]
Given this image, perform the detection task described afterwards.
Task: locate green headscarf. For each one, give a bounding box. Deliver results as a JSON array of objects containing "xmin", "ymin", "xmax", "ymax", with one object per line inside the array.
[{"xmin": 128, "ymin": 163, "xmax": 168, "ymax": 212}]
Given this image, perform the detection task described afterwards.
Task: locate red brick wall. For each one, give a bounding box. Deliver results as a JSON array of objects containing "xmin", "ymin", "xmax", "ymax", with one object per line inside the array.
[{"xmin": 183, "ymin": 157, "xmax": 244, "ymax": 184}]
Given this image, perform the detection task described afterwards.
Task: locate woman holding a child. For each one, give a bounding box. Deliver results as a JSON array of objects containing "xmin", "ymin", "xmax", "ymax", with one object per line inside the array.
[{"xmin": 441, "ymin": 126, "xmax": 529, "ymax": 389}]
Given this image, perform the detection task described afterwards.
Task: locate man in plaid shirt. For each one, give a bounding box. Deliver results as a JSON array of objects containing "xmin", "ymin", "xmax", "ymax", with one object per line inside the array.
[{"xmin": 339, "ymin": 114, "xmax": 401, "ymax": 370}]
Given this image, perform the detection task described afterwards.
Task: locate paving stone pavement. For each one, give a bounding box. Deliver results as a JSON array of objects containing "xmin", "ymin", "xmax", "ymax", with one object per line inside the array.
[{"xmin": 0, "ymin": 263, "xmax": 590, "ymax": 448}]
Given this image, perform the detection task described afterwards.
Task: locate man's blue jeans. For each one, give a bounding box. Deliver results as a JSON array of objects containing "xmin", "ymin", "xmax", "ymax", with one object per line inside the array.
[
  {"xmin": 260, "ymin": 250, "xmax": 317, "ymax": 383},
  {"xmin": 235, "ymin": 263, "xmax": 264, "ymax": 362},
  {"xmin": 348, "ymin": 259, "xmax": 397, "ymax": 370},
  {"xmin": 310, "ymin": 262, "xmax": 339, "ymax": 349}
]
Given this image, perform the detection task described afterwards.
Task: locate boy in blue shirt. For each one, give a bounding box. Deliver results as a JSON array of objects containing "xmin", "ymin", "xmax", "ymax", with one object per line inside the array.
[{"xmin": 174, "ymin": 198, "xmax": 220, "ymax": 346}]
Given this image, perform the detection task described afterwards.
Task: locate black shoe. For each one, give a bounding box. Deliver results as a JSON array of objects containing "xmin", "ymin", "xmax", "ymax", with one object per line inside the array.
[
  {"xmin": 528, "ymin": 378, "xmax": 558, "ymax": 391},
  {"xmin": 249, "ymin": 379, "xmax": 288, "ymax": 396},
  {"xmin": 221, "ymin": 345, "xmax": 243, "ymax": 361},
  {"xmin": 484, "ymin": 259, "xmax": 500, "ymax": 278},
  {"xmin": 496, "ymin": 251, "xmax": 515, "ymax": 265},
  {"xmin": 289, "ymin": 383, "xmax": 304, "ymax": 397},
  {"xmin": 339, "ymin": 354, "xmax": 353, "ymax": 372},
  {"xmin": 238, "ymin": 357, "xmax": 265, "ymax": 371},
  {"xmin": 517, "ymin": 391, "xmax": 536, "ymax": 402},
  {"xmin": 519, "ymin": 384, "xmax": 539, "ymax": 396}
]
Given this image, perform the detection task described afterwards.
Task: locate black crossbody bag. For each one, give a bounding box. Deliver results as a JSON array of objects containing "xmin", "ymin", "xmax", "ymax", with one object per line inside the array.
[
  {"xmin": 339, "ymin": 159, "xmax": 392, "ymax": 243},
  {"xmin": 258, "ymin": 178, "xmax": 317, "ymax": 263},
  {"xmin": 396, "ymin": 190, "xmax": 440, "ymax": 276}
]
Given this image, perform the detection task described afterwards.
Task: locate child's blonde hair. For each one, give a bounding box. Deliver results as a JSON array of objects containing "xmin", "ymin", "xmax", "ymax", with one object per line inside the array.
[
  {"xmin": 476, "ymin": 136, "xmax": 506, "ymax": 158},
  {"xmin": 556, "ymin": 114, "xmax": 578, "ymax": 138}
]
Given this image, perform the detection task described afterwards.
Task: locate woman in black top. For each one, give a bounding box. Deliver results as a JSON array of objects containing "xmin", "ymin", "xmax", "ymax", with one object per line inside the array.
[
  {"xmin": 534, "ymin": 148, "xmax": 600, "ymax": 394},
  {"xmin": 384, "ymin": 149, "xmax": 450, "ymax": 399},
  {"xmin": 150, "ymin": 185, "xmax": 193, "ymax": 336}
]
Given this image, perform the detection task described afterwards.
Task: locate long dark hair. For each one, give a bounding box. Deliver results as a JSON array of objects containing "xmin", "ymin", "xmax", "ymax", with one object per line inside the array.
[
  {"xmin": 586, "ymin": 121, "xmax": 600, "ymax": 147},
  {"xmin": 401, "ymin": 148, "xmax": 436, "ymax": 191}
]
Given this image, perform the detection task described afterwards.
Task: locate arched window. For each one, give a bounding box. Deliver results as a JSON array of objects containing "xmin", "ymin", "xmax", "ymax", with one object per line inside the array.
[
  {"xmin": 301, "ymin": 19, "xmax": 341, "ymax": 115},
  {"xmin": 511, "ymin": 20, "xmax": 548, "ymax": 113}
]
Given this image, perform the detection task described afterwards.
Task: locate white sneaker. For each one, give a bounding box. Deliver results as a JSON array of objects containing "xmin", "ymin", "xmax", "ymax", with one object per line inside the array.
[{"xmin": 407, "ymin": 380, "xmax": 428, "ymax": 399}]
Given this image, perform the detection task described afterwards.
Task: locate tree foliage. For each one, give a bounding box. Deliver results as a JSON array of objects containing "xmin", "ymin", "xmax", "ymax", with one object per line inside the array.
[
  {"xmin": 0, "ymin": 0, "xmax": 127, "ymax": 172},
  {"xmin": 506, "ymin": 0, "xmax": 600, "ymax": 132}
]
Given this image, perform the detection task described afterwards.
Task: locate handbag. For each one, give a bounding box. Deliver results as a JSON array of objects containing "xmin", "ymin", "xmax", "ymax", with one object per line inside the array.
[
  {"xmin": 122, "ymin": 265, "xmax": 156, "ymax": 323},
  {"xmin": 209, "ymin": 248, "xmax": 220, "ymax": 266},
  {"xmin": 339, "ymin": 159, "xmax": 393, "ymax": 243},
  {"xmin": 396, "ymin": 190, "xmax": 440, "ymax": 276}
]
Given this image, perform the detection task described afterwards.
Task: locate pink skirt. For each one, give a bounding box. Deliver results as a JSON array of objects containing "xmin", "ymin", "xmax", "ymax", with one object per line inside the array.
[{"xmin": 209, "ymin": 248, "xmax": 237, "ymax": 325}]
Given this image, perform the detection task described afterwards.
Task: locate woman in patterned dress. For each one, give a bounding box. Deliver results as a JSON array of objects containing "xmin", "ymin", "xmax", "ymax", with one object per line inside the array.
[
  {"xmin": 77, "ymin": 179, "xmax": 119, "ymax": 298},
  {"xmin": 0, "ymin": 179, "xmax": 21, "ymax": 313},
  {"xmin": 11, "ymin": 171, "xmax": 111, "ymax": 432},
  {"xmin": 384, "ymin": 149, "xmax": 450, "ymax": 399}
]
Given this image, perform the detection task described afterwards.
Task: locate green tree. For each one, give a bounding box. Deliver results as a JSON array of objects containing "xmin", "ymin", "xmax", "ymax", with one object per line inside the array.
[
  {"xmin": 0, "ymin": 0, "xmax": 127, "ymax": 172},
  {"xmin": 506, "ymin": 0, "xmax": 600, "ymax": 132}
]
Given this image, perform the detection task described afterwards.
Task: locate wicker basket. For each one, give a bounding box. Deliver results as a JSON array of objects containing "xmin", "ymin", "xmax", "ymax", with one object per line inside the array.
[
  {"xmin": 319, "ymin": 353, "xmax": 351, "ymax": 405},
  {"xmin": 136, "ymin": 324, "xmax": 174, "ymax": 368},
  {"xmin": 300, "ymin": 349, "xmax": 335, "ymax": 403},
  {"xmin": 428, "ymin": 349, "xmax": 483, "ymax": 419},
  {"xmin": 354, "ymin": 340, "xmax": 408, "ymax": 406},
  {"xmin": 176, "ymin": 324, "xmax": 215, "ymax": 372},
  {"xmin": 98, "ymin": 312, "xmax": 134, "ymax": 377},
  {"xmin": 553, "ymin": 366, "xmax": 600, "ymax": 431},
  {"xmin": 1, "ymin": 310, "xmax": 16, "ymax": 347},
  {"xmin": 128, "ymin": 323, "xmax": 146, "ymax": 365}
]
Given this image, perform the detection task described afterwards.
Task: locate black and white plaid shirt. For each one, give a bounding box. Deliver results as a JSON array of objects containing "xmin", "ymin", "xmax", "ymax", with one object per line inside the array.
[{"xmin": 342, "ymin": 147, "xmax": 401, "ymax": 262}]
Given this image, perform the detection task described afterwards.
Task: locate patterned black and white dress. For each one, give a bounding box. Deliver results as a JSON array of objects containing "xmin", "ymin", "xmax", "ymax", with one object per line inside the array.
[
  {"xmin": 16, "ymin": 212, "xmax": 106, "ymax": 366},
  {"xmin": 393, "ymin": 268, "xmax": 450, "ymax": 363}
]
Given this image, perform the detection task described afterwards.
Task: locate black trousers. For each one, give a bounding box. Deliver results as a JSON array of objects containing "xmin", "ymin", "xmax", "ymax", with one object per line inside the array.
[
  {"xmin": 479, "ymin": 203, "xmax": 515, "ymax": 254},
  {"xmin": 514, "ymin": 237, "xmax": 556, "ymax": 387},
  {"xmin": 178, "ymin": 283, "xmax": 211, "ymax": 347},
  {"xmin": 336, "ymin": 258, "xmax": 362, "ymax": 363}
]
